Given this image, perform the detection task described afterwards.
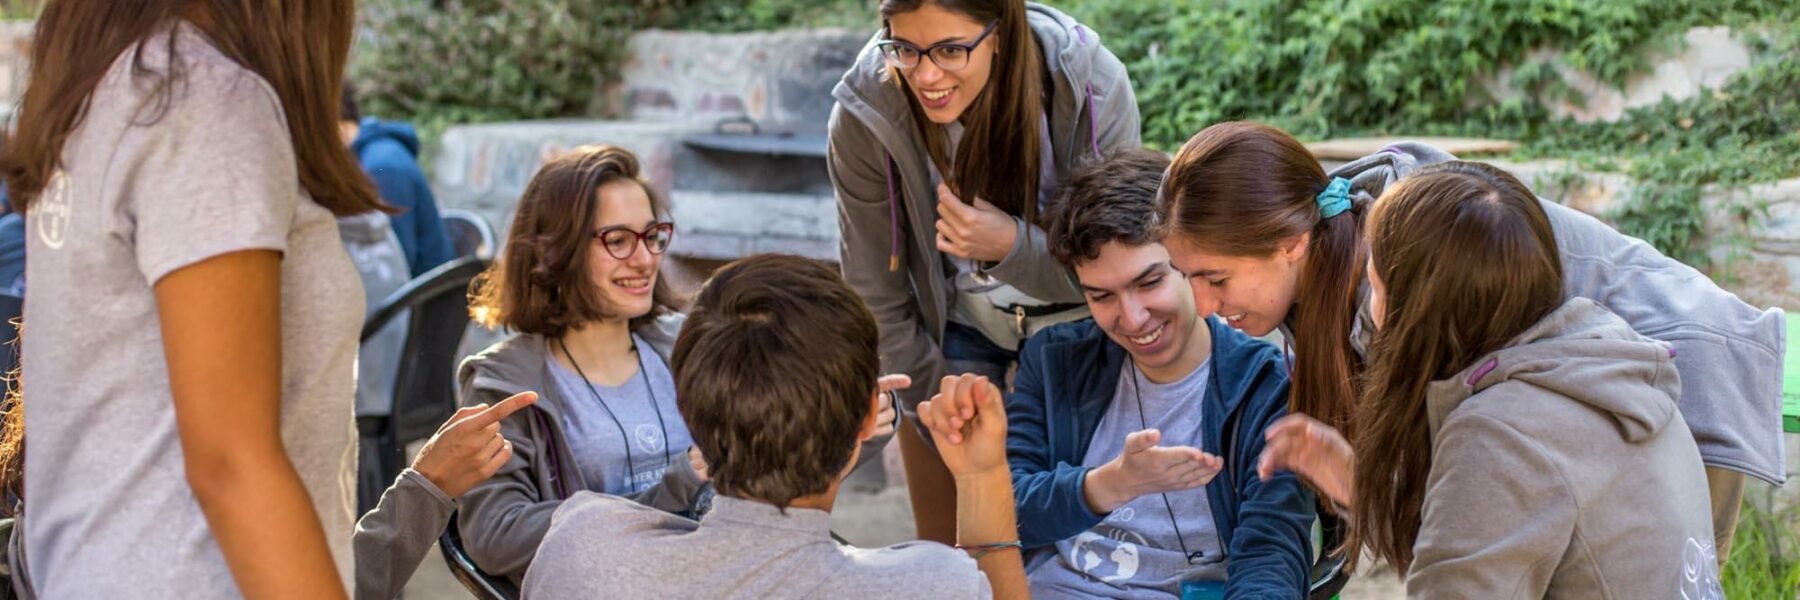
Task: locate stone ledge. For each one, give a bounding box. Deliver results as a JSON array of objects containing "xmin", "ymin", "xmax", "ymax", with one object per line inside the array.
[
  {"xmin": 432, "ymin": 120, "xmax": 703, "ymax": 236},
  {"xmin": 668, "ymin": 190, "xmax": 837, "ymax": 261}
]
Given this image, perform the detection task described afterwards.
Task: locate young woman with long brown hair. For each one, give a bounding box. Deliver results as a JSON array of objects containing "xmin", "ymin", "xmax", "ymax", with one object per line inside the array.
[
  {"xmin": 1277, "ymin": 161, "xmax": 1722, "ymax": 596},
  {"xmin": 1158, "ymin": 122, "xmax": 1784, "ymax": 563},
  {"xmin": 829, "ymin": 0, "xmax": 1139, "ymax": 543},
  {"xmin": 0, "ymin": 1, "xmax": 383, "ymax": 597}
]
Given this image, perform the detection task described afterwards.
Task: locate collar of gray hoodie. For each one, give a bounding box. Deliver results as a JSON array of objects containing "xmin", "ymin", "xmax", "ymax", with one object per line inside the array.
[
  {"xmin": 1325, "ymin": 141, "xmax": 1460, "ymax": 207},
  {"xmin": 1423, "ymin": 297, "xmax": 1681, "ymax": 444}
]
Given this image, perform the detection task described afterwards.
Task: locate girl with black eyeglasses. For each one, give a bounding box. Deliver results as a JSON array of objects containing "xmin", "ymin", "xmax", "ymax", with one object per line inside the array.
[{"xmin": 829, "ymin": 0, "xmax": 1141, "ymax": 545}]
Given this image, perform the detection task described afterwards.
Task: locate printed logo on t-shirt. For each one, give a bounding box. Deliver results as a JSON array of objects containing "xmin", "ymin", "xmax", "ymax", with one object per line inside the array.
[
  {"xmin": 1071, "ymin": 508, "xmax": 1146, "ymax": 583},
  {"xmin": 36, "ymin": 170, "xmax": 71, "ymax": 250},
  {"xmin": 1680, "ymin": 537, "xmax": 1723, "ymax": 600},
  {"xmin": 634, "ymin": 423, "xmax": 666, "ymax": 453}
]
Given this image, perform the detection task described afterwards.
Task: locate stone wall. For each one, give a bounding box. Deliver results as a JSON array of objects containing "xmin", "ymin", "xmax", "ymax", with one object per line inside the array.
[
  {"xmin": 432, "ymin": 120, "xmax": 689, "ymax": 239},
  {"xmin": 1482, "ymin": 26, "xmax": 1755, "ymax": 123},
  {"xmin": 616, "ymin": 28, "xmax": 871, "ymax": 133}
]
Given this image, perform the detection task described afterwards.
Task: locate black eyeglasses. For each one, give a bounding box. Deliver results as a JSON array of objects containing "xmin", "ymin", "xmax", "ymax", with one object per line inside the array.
[
  {"xmin": 593, "ymin": 222, "xmax": 674, "ymax": 260},
  {"xmin": 876, "ymin": 21, "xmax": 999, "ymax": 71}
]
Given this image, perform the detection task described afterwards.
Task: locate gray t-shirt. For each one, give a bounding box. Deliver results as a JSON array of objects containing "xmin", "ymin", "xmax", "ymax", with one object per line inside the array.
[
  {"xmin": 1029, "ymin": 360, "xmax": 1225, "ymax": 599},
  {"xmin": 545, "ymin": 334, "xmax": 691, "ymax": 495},
  {"xmin": 524, "ymin": 493, "xmax": 993, "ymax": 598},
  {"xmin": 22, "ymin": 23, "xmax": 361, "ymax": 596}
]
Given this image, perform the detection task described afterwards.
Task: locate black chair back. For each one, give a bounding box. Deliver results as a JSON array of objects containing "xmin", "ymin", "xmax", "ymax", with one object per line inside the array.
[
  {"xmin": 1309, "ymin": 512, "xmax": 1351, "ymax": 599},
  {"xmin": 441, "ymin": 209, "xmax": 497, "ymax": 261},
  {"xmin": 357, "ymin": 256, "xmax": 487, "ymax": 514},
  {"xmin": 440, "ymin": 511, "xmax": 520, "ymax": 600}
]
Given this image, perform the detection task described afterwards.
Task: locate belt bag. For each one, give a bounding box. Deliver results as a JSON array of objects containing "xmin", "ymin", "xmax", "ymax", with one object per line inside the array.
[{"xmin": 951, "ymin": 289, "xmax": 1089, "ymax": 351}]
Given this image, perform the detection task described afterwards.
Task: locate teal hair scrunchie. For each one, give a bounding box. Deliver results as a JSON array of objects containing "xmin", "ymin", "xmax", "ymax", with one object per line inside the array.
[{"xmin": 1316, "ymin": 177, "xmax": 1352, "ymax": 219}]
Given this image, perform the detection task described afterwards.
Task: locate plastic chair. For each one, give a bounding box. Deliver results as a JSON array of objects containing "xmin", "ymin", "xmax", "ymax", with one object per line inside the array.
[
  {"xmin": 356, "ymin": 256, "xmax": 488, "ymax": 515},
  {"xmin": 441, "ymin": 209, "xmax": 497, "ymax": 261},
  {"xmin": 440, "ymin": 511, "xmax": 520, "ymax": 600}
]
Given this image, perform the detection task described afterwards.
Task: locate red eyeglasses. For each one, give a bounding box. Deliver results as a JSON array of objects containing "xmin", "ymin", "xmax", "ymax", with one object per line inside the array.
[{"xmin": 593, "ymin": 222, "xmax": 674, "ymax": 260}]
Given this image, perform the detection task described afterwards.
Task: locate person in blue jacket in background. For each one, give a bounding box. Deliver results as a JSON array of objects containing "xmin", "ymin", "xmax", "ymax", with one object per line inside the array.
[
  {"xmin": 340, "ymin": 81, "xmax": 455, "ymax": 277},
  {"xmin": 1008, "ymin": 150, "xmax": 1314, "ymax": 599}
]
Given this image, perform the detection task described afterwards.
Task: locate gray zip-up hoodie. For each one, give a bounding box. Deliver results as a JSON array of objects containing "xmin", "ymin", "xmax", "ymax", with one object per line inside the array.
[
  {"xmin": 1407, "ymin": 298, "xmax": 1722, "ymax": 599},
  {"xmin": 454, "ymin": 314, "xmax": 896, "ymax": 583},
  {"xmin": 1334, "ymin": 143, "xmax": 1787, "ymax": 485},
  {"xmin": 829, "ymin": 2, "xmax": 1139, "ymax": 411},
  {"xmin": 454, "ymin": 315, "xmax": 707, "ymax": 584}
]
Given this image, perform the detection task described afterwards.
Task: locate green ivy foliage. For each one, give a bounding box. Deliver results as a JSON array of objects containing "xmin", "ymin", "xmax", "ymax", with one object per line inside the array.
[
  {"xmin": 1055, "ymin": 0, "xmax": 1797, "ymax": 268},
  {"xmin": 351, "ymin": 0, "xmax": 681, "ymax": 132}
]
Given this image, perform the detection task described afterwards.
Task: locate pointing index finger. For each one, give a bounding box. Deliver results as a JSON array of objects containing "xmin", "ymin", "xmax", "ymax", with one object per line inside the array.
[{"xmin": 466, "ymin": 391, "xmax": 538, "ymax": 427}]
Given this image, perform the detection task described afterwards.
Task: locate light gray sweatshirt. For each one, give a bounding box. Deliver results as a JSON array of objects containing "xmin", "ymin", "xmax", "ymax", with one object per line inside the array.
[
  {"xmin": 1407, "ymin": 298, "xmax": 1722, "ymax": 599},
  {"xmin": 1336, "ymin": 144, "xmax": 1787, "ymax": 486}
]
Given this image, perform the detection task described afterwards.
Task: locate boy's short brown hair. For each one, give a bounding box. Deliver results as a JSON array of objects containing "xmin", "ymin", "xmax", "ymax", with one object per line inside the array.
[
  {"xmin": 671, "ymin": 254, "xmax": 878, "ymax": 509},
  {"xmin": 1044, "ymin": 149, "xmax": 1171, "ymax": 267}
]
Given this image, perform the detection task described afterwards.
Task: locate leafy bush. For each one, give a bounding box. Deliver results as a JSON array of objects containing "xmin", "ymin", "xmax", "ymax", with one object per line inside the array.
[
  {"xmin": 1058, "ymin": 0, "xmax": 1793, "ymax": 147},
  {"xmin": 1722, "ymin": 499, "xmax": 1800, "ymax": 598},
  {"xmin": 1058, "ymin": 0, "xmax": 1798, "ymax": 267},
  {"xmin": 0, "ymin": 0, "xmax": 35, "ymax": 20},
  {"xmin": 681, "ymin": 0, "xmax": 870, "ymax": 32},
  {"xmin": 351, "ymin": 0, "xmax": 680, "ymax": 133}
]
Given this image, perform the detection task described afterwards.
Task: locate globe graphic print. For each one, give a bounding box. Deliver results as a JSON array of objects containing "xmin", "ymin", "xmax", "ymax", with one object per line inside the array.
[{"xmin": 1071, "ymin": 529, "xmax": 1143, "ymax": 583}]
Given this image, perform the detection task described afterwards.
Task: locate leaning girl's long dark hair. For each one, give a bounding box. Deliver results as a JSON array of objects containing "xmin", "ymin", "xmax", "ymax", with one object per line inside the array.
[{"xmin": 1351, "ymin": 161, "xmax": 1564, "ymax": 572}]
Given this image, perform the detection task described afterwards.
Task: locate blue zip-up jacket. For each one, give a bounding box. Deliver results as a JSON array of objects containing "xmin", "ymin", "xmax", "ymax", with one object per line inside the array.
[
  {"xmin": 1008, "ymin": 316, "xmax": 1314, "ymax": 598},
  {"xmin": 351, "ymin": 117, "xmax": 455, "ymax": 277}
]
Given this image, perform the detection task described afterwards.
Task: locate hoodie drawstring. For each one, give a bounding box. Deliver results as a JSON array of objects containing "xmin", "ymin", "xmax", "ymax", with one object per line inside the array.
[
  {"xmin": 885, "ymin": 152, "xmax": 901, "ymax": 272},
  {"xmin": 1085, "ymin": 84, "xmax": 1101, "ymax": 159}
]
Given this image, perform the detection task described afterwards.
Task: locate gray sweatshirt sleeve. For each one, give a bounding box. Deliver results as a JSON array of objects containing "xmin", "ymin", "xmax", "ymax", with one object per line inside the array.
[
  {"xmin": 828, "ymin": 104, "xmax": 948, "ymax": 413},
  {"xmin": 457, "ymin": 382, "xmax": 706, "ymax": 581},
  {"xmin": 982, "ymin": 217, "xmax": 1084, "ymax": 304},
  {"xmin": 1406, "ymin": 413, "xmax": 1573, "ymax": 598},
  {"xmin": 352, "ymin": 469, "xmax": 455, "ymax": 600}
]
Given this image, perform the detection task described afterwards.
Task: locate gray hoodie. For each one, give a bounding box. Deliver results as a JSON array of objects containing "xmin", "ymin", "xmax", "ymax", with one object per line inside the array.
[
  {"xmin": 829, "ymin": 2, "xmax": 1140, "ymax": 411},
  {"xmin": 1407, "ymin": 298, "xmax": 1722, "ymax": 599},
  {"xmin": 454, "ymin": 314, "xmax": 897, "ymax": 582},
  {"xmin": 454, "ymin": 315, "xmax": 707, "ymax": 584},
  {"xmin": 1334, "ymin": 143, "xmax": 1787, "ymax": 486}
]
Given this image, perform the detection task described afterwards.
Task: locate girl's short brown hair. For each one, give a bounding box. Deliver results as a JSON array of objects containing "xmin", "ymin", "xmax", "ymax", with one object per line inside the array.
[{"xmin": 470, "ymin": 145, "xmax": 679, "ymax": 338}]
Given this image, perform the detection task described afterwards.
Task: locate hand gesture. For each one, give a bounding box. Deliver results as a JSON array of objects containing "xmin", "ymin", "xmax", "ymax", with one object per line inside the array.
[
  {"xmin": 935, "ymin": 183, "xmax": 1018, "ymax": 263},
  {"xmin": 1257, "ymin": 413, "xmax": 1354, "ymax": 507},
  {"xmin": 688, "ymin": 446, "xmax": 710, "ymax": 482},
  {"xmin": 918, "ymin": 374, "xmax": 1009, "ymax": 477},
  {"xmin": 1086, "ymin": 429, "xmax": 1222, "ymax": 513},
  {"xmin": 870, "ymin": 374, "xmax": 911, "ymax": 440},
  {"xmin": 411, "ymin": 392, "xmax": 537, "ymax": 498}
]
